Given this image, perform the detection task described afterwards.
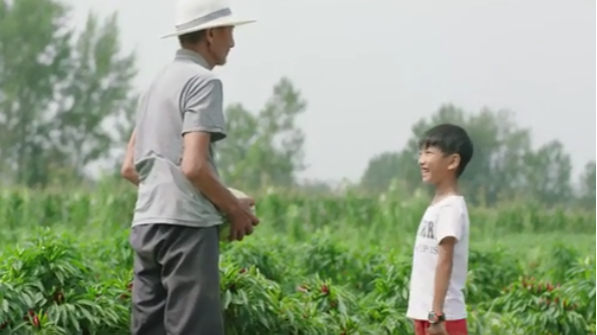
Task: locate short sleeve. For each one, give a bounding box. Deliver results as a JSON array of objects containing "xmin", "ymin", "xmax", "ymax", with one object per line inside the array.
[
  {"xmin": 180, "ymin": 76, "xmax": 226, "ymax": 141},
  {"xmin": 134, "ymin": 91, "xmax": 147, "ymax": 123},
  {"xmin": 435, "ymin": 204, "xmax": 464, "ymax": 243}
]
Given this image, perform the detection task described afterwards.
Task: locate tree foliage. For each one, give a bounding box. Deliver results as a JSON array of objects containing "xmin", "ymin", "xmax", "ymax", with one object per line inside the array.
[
  {"xmin": 217, "ymin": 77, "xmax": 306, "ymax": 191},
  {"xmin": 360, "ymin": 105, "xmax": 577, "ymax": 206},
  {"xmin": 578, "ymin": 160, "xmax": 596, "ymax": 209},
  {"xmin": 0, "ymin": 0, "xmax": 590, "ymax": 211},
  {"xmin": 0, "ymin": 0, "xmax": 137, "ymax": 187}
]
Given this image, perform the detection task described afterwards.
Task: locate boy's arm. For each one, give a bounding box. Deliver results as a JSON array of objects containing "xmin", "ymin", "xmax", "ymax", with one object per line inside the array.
[
  {"xmin": 432, "ymin": 204, "xmax": 464, "ymax": 314},
  {"xmin": 120, "ymin": 129, "xmax": 139, "ymax": 186}
]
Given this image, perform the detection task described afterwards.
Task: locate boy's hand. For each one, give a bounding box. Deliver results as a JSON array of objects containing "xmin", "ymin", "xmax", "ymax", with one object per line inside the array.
[{"xmin": 427, "ymin": 323, "xmax": 448, "ymax": 335}]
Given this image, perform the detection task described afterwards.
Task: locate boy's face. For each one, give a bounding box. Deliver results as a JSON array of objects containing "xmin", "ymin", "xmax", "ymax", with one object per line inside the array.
[{"xmin": 418, "ymin": 146, "xmax": 461, "ymax": 184}]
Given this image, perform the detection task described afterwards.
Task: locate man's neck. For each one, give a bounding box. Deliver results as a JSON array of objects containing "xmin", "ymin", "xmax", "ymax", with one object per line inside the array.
[{"xmin": 180, "ymin": 46, "xmax": 216, "ymax": 70}]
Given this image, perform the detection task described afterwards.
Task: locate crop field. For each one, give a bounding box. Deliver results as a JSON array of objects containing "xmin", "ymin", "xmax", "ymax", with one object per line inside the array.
[{"xmin": 0, "ymin": 186, "xmax": 595, "ymax": 335}]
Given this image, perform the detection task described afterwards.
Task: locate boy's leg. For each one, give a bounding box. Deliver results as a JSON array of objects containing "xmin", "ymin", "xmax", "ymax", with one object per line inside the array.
[
  {"xmin": 445, "ymin": 319, "xmax": 468, "ymax": 335},
  {"xmin": 130, "ymin": 225, "xmax": 167, "ymax": 335},
  {"xmin": 160, "ymin": 225, "xmax": 224, "ymax": 335}
]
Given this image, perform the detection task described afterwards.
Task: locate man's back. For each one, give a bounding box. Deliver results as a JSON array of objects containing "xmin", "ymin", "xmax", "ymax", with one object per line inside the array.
[
  {"xmin": 132, "ymin": 49, "xmax": 225, "ymax": 228},
  {"xmin": 123, "ymin": 3, "xmax": 257, "ymax": 334}
]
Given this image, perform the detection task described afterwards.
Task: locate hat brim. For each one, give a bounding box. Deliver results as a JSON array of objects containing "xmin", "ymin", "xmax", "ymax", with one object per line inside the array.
[{"xmin": 160, "ymin": 17, "xmax": 256, "ymax": 39}]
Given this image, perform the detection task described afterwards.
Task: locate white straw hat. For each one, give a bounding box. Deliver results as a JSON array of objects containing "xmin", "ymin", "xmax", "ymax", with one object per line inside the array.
[{"xmin": 161, "ymin": 0, "xmax": 256, "ymax": 38}]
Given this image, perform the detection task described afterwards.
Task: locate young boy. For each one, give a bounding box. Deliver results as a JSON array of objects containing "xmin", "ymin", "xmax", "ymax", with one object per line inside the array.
[{"xmin": 406, "ymin": 124, "xmax": 474, "ymax": 335}]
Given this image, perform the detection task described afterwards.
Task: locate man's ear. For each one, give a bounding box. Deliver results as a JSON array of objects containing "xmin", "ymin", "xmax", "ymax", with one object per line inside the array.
[
  {"xmin": 447, "ymin": 154, "xmax": 461, "ymax": 172},
  {"xmin": 206, "ymin": 28, "xmax": 215, "ymax": 44}
]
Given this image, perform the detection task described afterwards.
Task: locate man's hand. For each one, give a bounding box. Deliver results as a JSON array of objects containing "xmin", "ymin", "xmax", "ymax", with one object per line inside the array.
[
  {"xmin": 239, "ymin": 197, "xmax": 255, "ymax": 208},
  {"xmin": 227, "ymin": 197, "xmax": 259, "ymax": 242},
  {"xmin": 427, "ymin": 323, "xmax": 448, "ymax": 335}
]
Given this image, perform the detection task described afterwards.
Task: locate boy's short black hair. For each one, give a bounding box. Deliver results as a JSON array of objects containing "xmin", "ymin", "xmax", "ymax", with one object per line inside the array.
[{"xmin": 419, "ymin": 123, "xmax": 474, "ymax": 177}]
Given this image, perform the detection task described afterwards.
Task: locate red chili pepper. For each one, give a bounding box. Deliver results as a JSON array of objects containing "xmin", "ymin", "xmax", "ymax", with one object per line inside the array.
[{"xmin": 32, "ymin": 315, "xmax": 40, "ymax": 328}]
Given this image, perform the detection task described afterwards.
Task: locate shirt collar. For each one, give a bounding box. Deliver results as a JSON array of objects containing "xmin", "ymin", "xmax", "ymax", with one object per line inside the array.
[{"xmin": 174, "ymin": 49, "xmax": 211, "ymax": 69}]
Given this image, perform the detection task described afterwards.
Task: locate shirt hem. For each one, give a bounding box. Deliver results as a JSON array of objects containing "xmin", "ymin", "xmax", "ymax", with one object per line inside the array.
[{"xmin": 132, "ymin": 217, "xmax": 223, "ymax": 228}]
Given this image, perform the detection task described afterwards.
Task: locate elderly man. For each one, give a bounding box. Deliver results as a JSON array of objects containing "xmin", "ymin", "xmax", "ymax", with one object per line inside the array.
[{"xmin": 119, "ymin": 0, "xmax": 259, "ymax": 334}]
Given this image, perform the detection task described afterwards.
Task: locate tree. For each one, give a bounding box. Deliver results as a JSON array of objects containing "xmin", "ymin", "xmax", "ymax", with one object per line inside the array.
[
  {"xmin": 216, "ymin": 77, "xmax": 306, "ymax": 192},
  {"xmin": 360, "ymin": 104, "xmax": 574, "ymax": 206},
  {"xmin": 360, "ymin": 152, "xmax": 409, "ymax": 194},
  {"xmin": 0, "ymin": 0, "xmax": 137, "ymax": 187},
  {"xmin": 578, "ymin": 160, "xmax": 595, "ymax": 209},
  {"xmin": 55, "ymin": 12, "xmax": 137, "ymax": 177},
  {"xmin": 520, "ymin": 140, "xmax": 573, "ymax": 205},
  {"xmin": 0, "ymin": 0, "xmax": 70, "ymax": 186}
]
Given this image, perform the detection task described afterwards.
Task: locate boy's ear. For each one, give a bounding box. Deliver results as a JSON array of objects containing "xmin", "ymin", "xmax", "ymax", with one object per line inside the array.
[{"xmin": 447, "ymin": 154, "xmax": 461, "ymax": 172}]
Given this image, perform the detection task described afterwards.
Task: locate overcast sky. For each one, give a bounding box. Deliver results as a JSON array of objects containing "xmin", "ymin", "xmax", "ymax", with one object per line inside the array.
[{"xmin": 66, "ymin": 0, "xmax": 596, "ymax": 182}]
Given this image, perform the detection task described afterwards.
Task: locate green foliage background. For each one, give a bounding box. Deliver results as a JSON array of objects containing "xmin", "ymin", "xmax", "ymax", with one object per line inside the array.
[{"xmin": 0, "ymin": 187, "xmax": 594, "ymax": 334}]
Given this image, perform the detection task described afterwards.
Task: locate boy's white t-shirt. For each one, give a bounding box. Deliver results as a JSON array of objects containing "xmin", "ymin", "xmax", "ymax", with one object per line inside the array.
[{"xmin": 406, "ymin": 195, "xmax": 470, "ymax": 321}]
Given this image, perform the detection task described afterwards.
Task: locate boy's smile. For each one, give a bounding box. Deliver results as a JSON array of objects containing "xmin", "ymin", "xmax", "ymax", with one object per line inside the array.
[
  {"xmin": 418, "ymin": 147, "xmax": 444, "ymax": 184},
  {"xmin": 420, "ymin": 166, "xmax": 431, "ymax": 181}
]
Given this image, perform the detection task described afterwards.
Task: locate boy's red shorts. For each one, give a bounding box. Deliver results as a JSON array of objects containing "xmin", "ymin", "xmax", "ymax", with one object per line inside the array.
[{"xmin": 413, "ymin": 319, "xmax": 468, "ymax": 335}]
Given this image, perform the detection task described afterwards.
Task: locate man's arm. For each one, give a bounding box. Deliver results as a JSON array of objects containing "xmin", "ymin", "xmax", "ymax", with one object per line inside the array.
[
  {"xmin": 179, "ymin": 76, "xmax": 241, "ymax": 214},
  {"xmin": 180, "ymin": 132, "xmax": 241, "ymax": 214},
  {"xmin": 120, "ymin": 129, "xmax": 139, "ymax": 186},
  {"xmin": 432, "ymin": 204, "xmax": 464, "ymax": 313}
]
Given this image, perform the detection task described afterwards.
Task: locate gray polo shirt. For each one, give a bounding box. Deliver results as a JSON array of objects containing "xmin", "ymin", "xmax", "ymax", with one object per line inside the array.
[{"xmin": 131, "ymin": 49, "xmax": 225, "ymax": 228}]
